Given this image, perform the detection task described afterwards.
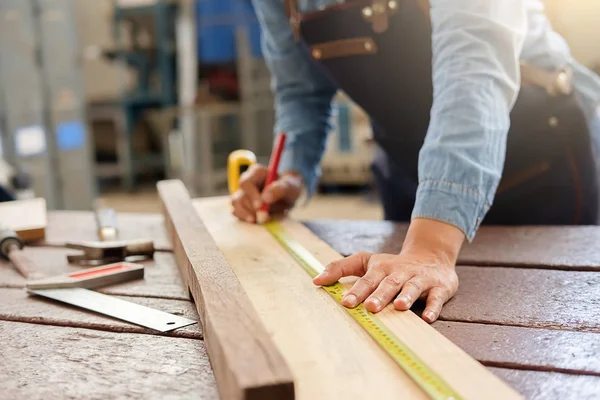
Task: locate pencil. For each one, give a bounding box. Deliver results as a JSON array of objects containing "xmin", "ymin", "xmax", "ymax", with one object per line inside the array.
[{"xmin": 257, "ymin": 133, "xmax": 287, "ymax": 224}]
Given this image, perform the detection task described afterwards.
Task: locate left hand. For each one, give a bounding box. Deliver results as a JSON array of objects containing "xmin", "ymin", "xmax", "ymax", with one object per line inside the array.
[{"xmin": 313, "ymin": 219, "xmax": 464, "ymax": 323}]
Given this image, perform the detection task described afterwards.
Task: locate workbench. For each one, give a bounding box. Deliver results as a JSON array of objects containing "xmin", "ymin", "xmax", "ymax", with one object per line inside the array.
[{"xmin": 1, "ymin": 211, "xmax": 598, "ymax": 399}]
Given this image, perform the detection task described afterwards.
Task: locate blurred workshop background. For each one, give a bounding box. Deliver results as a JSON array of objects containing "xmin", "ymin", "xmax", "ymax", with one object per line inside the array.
[{"xmin": 0, "ymin": 0, "xmax": 599, "ymax": 219}]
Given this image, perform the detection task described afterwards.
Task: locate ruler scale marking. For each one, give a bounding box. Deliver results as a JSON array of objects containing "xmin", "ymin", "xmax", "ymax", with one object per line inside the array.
[{"xmin": 266, "ymin": 220, "xmax": 462, "ymax": 400}]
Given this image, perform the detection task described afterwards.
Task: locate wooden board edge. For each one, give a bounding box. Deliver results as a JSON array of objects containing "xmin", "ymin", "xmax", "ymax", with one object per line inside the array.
[{"xmin": 157, "ymin": 180, "xmax": 295, "ymax": 400}]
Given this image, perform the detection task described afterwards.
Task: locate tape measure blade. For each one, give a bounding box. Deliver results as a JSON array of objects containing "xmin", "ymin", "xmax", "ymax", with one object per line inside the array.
[{"xmin": 266, "ymin": 221, "xmax": 462, "ymax": 400}]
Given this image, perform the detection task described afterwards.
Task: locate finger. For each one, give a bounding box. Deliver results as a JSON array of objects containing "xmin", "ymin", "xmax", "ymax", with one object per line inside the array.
[
  {"xmin": 422, "ymin": 287, "xmax": 449, "ymax": 323},
  {"xmin": 342, "ymin": 267, "xmax": 387, "ymax": 308},
  {"xmin": 262, "ymin": 179, "xmax": 291, "ymax": 205},
  {"xmin": 231, "ymin": 191, "xmax": 256, "ymax": 223},
  {"xmin": 313, "ymin": 252, "xmax": 371, "ymax": 286},
  {"xmin": 240, "ymin": 166, "xmax": 268, "ymax": 210},
  {"xmin": 364, "ymin": 272, "xmax": 410, "ymax": 313},
  {"xmin": 393, "ymin": 277, "xmax": 430, "ymax": 311}
]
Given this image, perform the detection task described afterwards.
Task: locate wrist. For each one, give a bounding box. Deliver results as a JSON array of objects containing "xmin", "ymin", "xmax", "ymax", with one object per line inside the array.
[{"xmin": 400, "ymin": 218, "xmax": 465, "ymax": 266}]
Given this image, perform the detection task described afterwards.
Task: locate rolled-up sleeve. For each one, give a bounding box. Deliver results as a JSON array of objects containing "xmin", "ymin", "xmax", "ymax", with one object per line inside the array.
[
  {"xmin": 252, "ymin": 0, "xmax": 338, "ymax": 196},
  {"xmin": 412, "ymin": 0, "xmax": 527, "ymax": 241}
]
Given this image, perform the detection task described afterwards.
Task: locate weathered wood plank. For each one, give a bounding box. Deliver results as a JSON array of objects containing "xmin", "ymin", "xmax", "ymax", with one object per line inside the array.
[
  {"xmin": 0, "ymin": 288, "xmax": 200, "ymax": 339},
  {"xmin": 0, "ymin": 248, "xmax": 189, "ymax": 300},
  {"xmin": 441, "ymin": 267, "xmax": 600, "ymax": 332},
  {"xmin": 0, "ymin": 320, "xmax": 217, "ymax": 400},
  {"xmin": 194, "ymin": 196, "xmax": 522, "ymax": 400},
  {"xmin": 432, "ymin": 321, "xmax": 600, "ymax": 375},
  {"xmin": 158, "ymin": 180, "xmax": 294, "ymax": 400},
  {"xmin": 43, "ymin": 211, "xmax": 172, "ymax": 250},
  {"xmin": 489, "ymin": 368, "xmax": 600, "ymax": 400},
  {"xmin": 305, "ymin": 220, "xmax": 600, "ymax": 270}
]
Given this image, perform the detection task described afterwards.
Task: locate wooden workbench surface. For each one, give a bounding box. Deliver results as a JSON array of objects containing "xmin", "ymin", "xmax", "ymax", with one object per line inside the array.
[{"xmin": 1, "ymin": 212, "xmax": 598, "ymax": 399}]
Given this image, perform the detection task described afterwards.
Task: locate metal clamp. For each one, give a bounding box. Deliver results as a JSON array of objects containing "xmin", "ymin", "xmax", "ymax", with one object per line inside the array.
[{"xmin": 65, "ymin": 239, "xmax": 155, "ymax": 265}]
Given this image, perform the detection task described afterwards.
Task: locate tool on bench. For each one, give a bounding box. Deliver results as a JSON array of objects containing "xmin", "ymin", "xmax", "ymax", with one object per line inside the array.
[
  {"xmin": 26, "ymin": 262, "xmax": 144, "ymax": 290},
  {"xmin": 65, "ymin": 239, "xmax": 155, "ymax": 265},
  {"xmin": 227, "ymin": 145, "xmax": 461, "ymax": 400},
  {"xmin": 94, "ymin": 200, "xmax": 118, "ymax": 242},
  {"xmin": 0, "ymin": 224, "xmax": 44, "ymax": 279},
  {"xmin": 0, "ymin": 198, "xmax": 47, "ymax": 241}
]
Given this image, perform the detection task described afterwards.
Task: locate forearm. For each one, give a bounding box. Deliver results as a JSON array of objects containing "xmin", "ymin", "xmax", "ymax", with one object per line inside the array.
[{"xmin": 413, "ymin": 0, "xmax": 527, "ymax": 241}]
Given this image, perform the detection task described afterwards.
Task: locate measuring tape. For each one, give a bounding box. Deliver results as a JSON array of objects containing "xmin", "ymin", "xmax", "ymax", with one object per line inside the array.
[
  {"xmin": 265, "ymin": 220, "xmax": 462, "ymax": 400},
  {"xmin": 227, "ymin": 149, "xmax": 461, "ymax": 399}
]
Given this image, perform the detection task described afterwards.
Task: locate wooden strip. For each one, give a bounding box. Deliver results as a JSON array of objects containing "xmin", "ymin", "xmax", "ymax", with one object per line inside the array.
[
  {"xmin": 0, "ymin": 320, "xmax": 217, "ymax": 399},
  {"xmin": 441, "ymin": 267, "xmax": 600, "ymax": 332},
  {"xmin": 0, "ymin": 248, "xmax": 189, "ymax": 300},
  {"xmin": 157, "ymin": 180, "xmax": 294, "ymax": 400},
  {"xmin": 433, "ymin": 321, "xmax": 600, "ymax": 375},
  {"xmin": 304, "ymin": 220, "xmax": 600, "ymax": 270},
  {"xmin": 194, "ymin": 196, "xmax": 522, "ymax": 400},
  {"xmin": 0, "ymin": 287, "xmax": 201, "ymax": 339},
  {"xmin": 0, "ymin": 198, "xmax": 46, "ymax": 241},
  {"xmin": 489, "ymin": 368, "xmax": 600, "ymax": 400},
  {"xmin": 44, "ymin": 211, "xmax": 172, "ymax": 250}
]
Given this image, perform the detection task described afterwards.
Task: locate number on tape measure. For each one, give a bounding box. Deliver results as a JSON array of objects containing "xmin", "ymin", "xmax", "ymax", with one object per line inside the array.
[{"xmin": 265, "ymin": 221, "xmax": 462, "ymax": 400}]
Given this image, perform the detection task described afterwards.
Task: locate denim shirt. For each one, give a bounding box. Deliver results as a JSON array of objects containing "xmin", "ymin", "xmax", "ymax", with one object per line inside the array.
[{"xmin": 252, "ymin": 0, "xmax": 600, "ymax": 240}]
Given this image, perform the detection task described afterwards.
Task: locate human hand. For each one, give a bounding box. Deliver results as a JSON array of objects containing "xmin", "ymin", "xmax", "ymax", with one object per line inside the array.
[
  {"xmin": 313, "ymin": 219, "xmax": 464, "ymax": 323},
  {"xmin": 231, "ymin": 164, "xmax": 304, "ymax": 223}
]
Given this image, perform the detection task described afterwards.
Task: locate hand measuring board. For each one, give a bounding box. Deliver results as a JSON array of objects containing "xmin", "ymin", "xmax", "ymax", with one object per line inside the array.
[
  {"xmin": 26, "ymin": 262, "xmax": 144, "ymax": 290},
  {"xmin": 28, "ymin": 288, "xmax": 197, "ymax": 332}
]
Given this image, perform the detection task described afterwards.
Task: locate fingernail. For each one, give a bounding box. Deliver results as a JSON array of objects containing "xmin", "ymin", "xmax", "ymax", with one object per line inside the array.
[
  {"xmin": 343, "ymin": 294, "xmax": 358, "ymax": 308},
  {"xmin": 314, "ymin": 271, "xmax": 325, "ymax": 280},
  {"xmin": 424, "ymin": 311, "xmax": 435, "ymax": 321},
  {"xmin": 253, "ymin": 201, "xmax": 262, "ymax": 209},
  {"xmin": 369, "ymin": 298, "xmax": 381, "ymax": 310},
  {"xmin": 399, "ymin": 296, "xmax": 410, "ymax": 305}
]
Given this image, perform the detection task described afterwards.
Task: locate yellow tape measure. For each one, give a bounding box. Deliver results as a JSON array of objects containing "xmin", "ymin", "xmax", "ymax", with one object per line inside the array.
[
  {"xmin": 228, "ymin": 149, "xmax": 461, "ymax": 399},
  {"xmin": 265, "ymin": 221, "xmax": 461, "ymax": 400}
]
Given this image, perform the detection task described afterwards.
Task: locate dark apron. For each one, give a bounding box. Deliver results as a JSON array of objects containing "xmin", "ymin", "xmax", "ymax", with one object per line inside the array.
[{"xmin": 287, "ymin": 0, "xmax": 598, "ymax": 226}]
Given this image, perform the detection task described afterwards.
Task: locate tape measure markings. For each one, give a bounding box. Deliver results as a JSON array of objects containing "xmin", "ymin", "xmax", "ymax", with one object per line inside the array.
[{"xmin": 265, "ymin": 220, "xmax": 462, "ymax": 400}]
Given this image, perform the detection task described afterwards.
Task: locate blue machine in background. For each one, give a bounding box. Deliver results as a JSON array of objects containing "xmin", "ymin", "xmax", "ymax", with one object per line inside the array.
[{"xmin": 196, "ymin": 0, "xmax": 263, "ymax": 63}]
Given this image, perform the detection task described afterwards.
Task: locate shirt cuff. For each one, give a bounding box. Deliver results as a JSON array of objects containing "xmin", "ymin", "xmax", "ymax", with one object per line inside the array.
[
  {"xmin": 278, "ymin": 147, "xmax": 320, "ymax": 199},
  {"xmin": 411, "ymin": 180, "xmax": 490, "ymax": 242}
]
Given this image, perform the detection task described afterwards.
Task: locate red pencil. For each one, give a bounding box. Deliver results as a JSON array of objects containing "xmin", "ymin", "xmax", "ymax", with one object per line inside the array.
[{"xmin": 257, "ymin": 133, "xmax": 287, "ymax": 224}]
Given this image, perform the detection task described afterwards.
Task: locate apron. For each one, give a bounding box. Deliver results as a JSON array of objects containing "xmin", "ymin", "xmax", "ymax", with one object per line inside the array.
[{"xmin": 286, "ymin": 0, "xmax": 599, "ymax": 226}]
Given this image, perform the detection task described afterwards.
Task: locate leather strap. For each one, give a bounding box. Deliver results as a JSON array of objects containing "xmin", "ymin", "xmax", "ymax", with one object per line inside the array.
[{"xmin": 310, "ymin": 37, "xmax": 378, "ymax": 60}]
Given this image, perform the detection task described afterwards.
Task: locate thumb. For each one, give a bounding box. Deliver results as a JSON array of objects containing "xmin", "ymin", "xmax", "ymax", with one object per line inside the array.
[{"xmin": 262, "ymin": 179, "xmax": 294, "ymax": 205}]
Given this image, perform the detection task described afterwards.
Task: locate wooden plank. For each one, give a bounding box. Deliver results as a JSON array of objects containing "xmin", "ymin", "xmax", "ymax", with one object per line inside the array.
[
  {"xmin": 304, "ymin": 220, "xmax": 600, "ymax": 270},
  {"xmin": 194, "ymin": 196, "xmax": 522, "ymax": 400},
  {"xmin": 440, "ymin": 267, "xmax": 600, "ymax": 332},
  {"xmin": 432, "ymin": 321, "xmax": 600, "ymax": 375},
  {"xmin": 0, "ymin": 198, "xmax": 46, "ymax": 241},
  {"xmin": 157, "ymin": 180, "xmax": 294, "ymax": 400},
  {"xmin": 0, "ymin": 320, "xmax": 217, "ymax": 399},
  {"xmin": 0, "ymin": 248, "xmax": 189, "ymax": 300},
  {"xmin": 489, "ymin": 368, "xmax": 600, "ymax": 400},
  {"xmin": 43, "ymin": 211, "xmax": 172, "ymax": 250},
  {"xmin": 0, "ymin": 287, "xmax": 201, "ymax": 339}
]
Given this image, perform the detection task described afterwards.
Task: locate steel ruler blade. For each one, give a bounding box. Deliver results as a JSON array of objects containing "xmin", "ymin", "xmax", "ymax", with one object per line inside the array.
[
  {"xmin": 29, "ymin": 288, "xmax": 197, "ymax": 332},
  {"xmin": 265, "ymin": 220, "xmax": 462, "ymax": 400}
]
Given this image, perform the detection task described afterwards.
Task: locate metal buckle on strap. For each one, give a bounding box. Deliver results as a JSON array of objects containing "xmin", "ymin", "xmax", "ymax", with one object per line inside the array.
[
  {"xmin": 362, "ymin": 0, "xmax": 399, "ymax": 33},
  {"xmin": 520, "ymin": 63, "xmax": 573, "ymax": 96}
]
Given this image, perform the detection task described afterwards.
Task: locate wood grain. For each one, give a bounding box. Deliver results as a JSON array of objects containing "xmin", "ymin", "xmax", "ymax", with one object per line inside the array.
[
  {"xmin": 433, "ymin": 321, "xmax": 600, "ymax": 375},
  {"xmin": 194, "ymin": 196, "xmax": 522, "ymax": 400},
  {"xmin": 489, "ymin": 368, "xmax": 600, "ymax": 400},
  {"xmin": 0, "ymin": 287, "xmax": 201, "ymax": 339},
  {"xmin": 0, "ymin": 248, "xmax": 188, "ymax": 300},
  {"xmin": 305, "ymin": 220, "xmax": 600, "ymax": 270},
  {"xmin": 0, "ymin": 320, "xmax": 217, "ymax": 400},
  {"xmin": 441, "ymin": 267, "xmax": 600, "ymax": 332},
  {"xmin": 158, "ymin": 180, "xmax": 294, "ymax": 400},
  {"xmin": 0, "ymin": 198, "xmax": 46, "ymax": 241}
]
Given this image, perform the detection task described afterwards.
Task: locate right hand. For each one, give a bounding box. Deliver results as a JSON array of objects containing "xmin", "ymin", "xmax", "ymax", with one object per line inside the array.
[{"xmin": 231, "ymin": 164, "xmax": 304, "ymax": 223}]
